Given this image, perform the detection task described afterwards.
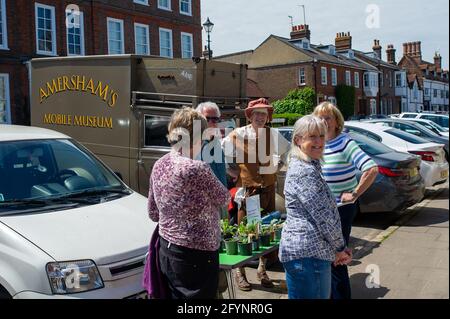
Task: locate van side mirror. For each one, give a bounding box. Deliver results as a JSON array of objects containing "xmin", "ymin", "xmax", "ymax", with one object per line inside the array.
[{"xmin": 114, "ymin": 171, "xmax": 123, "ymax": 181}]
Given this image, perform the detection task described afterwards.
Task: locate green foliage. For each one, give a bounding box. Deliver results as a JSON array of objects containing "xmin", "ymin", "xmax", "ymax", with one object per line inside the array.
[
  {"xmin": 335, "ymin": 85, "xmax": 356, "ymax": 120},
  {"xmin": 261, "ymin": 225, "xmax": 272, "ymax": 236},
  {"xmin": 220, "ymin": 219, "xmax": 237, "ymax": 239},
  {"xmin": 273, "ymin": 87, "xmax": 316, "ymax": 115}
]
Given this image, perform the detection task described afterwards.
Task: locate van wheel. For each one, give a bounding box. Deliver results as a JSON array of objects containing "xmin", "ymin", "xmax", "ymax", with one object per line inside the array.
[{"xmin": 0, "ymin": 285, "xmax": 12, "ymax": 299}]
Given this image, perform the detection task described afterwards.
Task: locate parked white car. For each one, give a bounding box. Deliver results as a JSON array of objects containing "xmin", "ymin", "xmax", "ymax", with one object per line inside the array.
[
  {"xmin": 345, "ymin": 122, "xmax": 449, "ymax": 188},
  {"xmin": 0, "ymin": 125, "xmax": 154, "ymax": 299},
  {"xmin": 398, "ymin": 113, "xmax": 449, "ymax": 129},
  {"xmin": 402, "ymin": 118, "xmax": 449, "ymax": 138}
]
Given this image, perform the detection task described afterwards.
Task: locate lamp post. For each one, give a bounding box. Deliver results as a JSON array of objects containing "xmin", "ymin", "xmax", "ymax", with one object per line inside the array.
[{"xmin": 203, "ymin": 17, "xmax": 214, "ymax": 59}]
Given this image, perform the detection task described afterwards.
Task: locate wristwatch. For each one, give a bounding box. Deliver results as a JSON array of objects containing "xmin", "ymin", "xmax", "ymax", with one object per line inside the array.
[{"xmin": 351, "ymin": 191, "xmax": 358, "ymax": 198}]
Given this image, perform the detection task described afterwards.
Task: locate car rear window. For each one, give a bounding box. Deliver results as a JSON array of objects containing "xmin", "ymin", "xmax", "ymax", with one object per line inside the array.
[
  {"xmin": 349, "ymin": 132, "xmax": 394, "ymax": 156},
  {"xmin": 401, "ymin": 114, "xmax": 417, "ymax": 118},
  {"xmin": 385, "ymin": 129, "xmax": 430, "ymax": 144},
  {"xmin": 278, "ymin": 129, "xmax": 292, "ymax": 142}
]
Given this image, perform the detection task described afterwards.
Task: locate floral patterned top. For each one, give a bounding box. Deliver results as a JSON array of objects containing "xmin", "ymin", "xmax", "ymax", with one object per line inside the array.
[{"xmin": 148, "ymin": 151, "xmax": 230, "ymax": 252}]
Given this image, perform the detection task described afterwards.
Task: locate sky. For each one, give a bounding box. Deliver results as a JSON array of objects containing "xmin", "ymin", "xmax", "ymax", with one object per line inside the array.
[{"xmin": 201, "ymin": 0, "xmax": 449, "ymax": 69}]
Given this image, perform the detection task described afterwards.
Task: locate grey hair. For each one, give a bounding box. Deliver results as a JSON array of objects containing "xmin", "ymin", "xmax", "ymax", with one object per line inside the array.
[
  {"xmin": 196, "ymin": 101, "xmax": 221, "ymax": 117},
  {"xmin": 289, "ymin": 115, "xmax": 327, "ymax": 162}
]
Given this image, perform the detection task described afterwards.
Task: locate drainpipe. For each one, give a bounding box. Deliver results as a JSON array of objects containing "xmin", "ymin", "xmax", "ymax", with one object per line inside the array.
[{"xmin": 313, "ymin": 58, "xmax": 318, "ymax": 104}]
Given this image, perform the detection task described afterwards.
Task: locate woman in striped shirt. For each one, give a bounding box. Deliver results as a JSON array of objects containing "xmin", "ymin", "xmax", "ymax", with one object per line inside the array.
[{"xmin": 314, "ymin": 102, "xmax": 378, "ymax": 299}]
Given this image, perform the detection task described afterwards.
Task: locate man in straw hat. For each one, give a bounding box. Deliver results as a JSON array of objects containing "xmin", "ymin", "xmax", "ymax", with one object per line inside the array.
[{"xmin": 222, "ymin": 98, "xmax": 290, "ymax": 291}]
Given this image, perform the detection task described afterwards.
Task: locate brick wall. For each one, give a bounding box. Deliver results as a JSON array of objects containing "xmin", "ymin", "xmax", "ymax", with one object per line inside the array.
[{"xmin": 0, "ymin": 0, "xmax": 202, "ymax": 125}]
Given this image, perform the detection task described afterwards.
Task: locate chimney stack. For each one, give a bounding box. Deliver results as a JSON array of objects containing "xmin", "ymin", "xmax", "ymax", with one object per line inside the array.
[
  {"xmin": 434, "ymin": 52, "xmax": 442, "ymax": 72},
  {"xmin": 386, "ymin": 44, "xmax": 396, "ymax": 65},
  {"xmin": 373, "ymin": 39, "xmax": 382, "ymax": 59},
  {"xmin": 290, "ymin": 24, "xmax": 311, "ymax": 40},
  {"xmin": 335, "ymin": 31, "xmax": 352, "ymax": 51}
]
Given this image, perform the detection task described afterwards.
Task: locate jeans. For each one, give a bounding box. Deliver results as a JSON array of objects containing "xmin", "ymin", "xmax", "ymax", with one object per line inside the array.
[
  {"xmin": 283, "ymin": 258, "xmax": 332, "ymax": 299},
  {"xmin": 331, "ymin": 202, "xmax": 358, "ymax": 299}
]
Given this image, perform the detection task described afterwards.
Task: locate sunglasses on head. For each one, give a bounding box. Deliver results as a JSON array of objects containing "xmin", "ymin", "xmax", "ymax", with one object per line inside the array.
[{"xmin": 206, "ymin": 117, "xmax": 221, "ymax": 123}]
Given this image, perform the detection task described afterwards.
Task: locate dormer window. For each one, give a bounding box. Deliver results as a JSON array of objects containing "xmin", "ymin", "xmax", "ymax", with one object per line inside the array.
[
  {"xmin": 329, "ymin": 46, "xmax": 335, "ymax": 55},
  {"xmin": 302, "ymin": 39, "xmax": 310, "ymax": 50}
]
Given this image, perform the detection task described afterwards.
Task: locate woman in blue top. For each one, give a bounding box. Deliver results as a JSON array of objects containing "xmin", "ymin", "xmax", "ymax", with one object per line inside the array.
[{"xmin": 279, "ymin": 115, "xmax": 351, "ymax": 299}]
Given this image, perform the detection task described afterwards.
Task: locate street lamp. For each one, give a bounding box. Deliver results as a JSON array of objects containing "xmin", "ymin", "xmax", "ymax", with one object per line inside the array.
[{"xmin": 203, "ymin": 17, "xmax": 214, "ymax": 59}]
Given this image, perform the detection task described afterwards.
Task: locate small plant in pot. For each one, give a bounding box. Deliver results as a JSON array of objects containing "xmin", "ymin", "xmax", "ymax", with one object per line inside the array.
[
  {"xmin": 237, "ymin": 222, "xmax": 253, "ymax": 256},
  {"xmin": 246, "ymin": 222, "xmax": 260, "ymax": 251},
  {"xmin": 271, "ymin": 219, "xmax": 284, "ymax": 241},
  {"xmin": 221, "ymin": 219, "xmax": 238, "ymax": 255},
  {"xmin": 260, "ymin": 225, "xmax": 272, "ymax": 247}
]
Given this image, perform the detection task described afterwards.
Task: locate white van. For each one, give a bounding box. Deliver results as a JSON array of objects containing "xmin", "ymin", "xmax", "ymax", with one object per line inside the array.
[{"xmin": 0, "ymin": 125, "xmax": 154, "ymax": 299}]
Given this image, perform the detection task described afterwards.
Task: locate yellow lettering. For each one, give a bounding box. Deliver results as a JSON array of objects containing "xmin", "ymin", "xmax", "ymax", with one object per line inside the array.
[
  {"xmin": 70, "ymin": 75, "xmax": 77, "ymax": 90},
  {"xmin": 40, "ymin": 88, "xmax": 49, "ymax": 103},
  {"xmin": 95, "ymin": 81, "xmax": 109, "ymax": 101},
  {"xmin": 108, "ymin": 92, "xmax": 118, "ymax": 107},
  {"xmin": 105, "ymin": 117, "xmax": 113, "ymax": 129},
  {"xmin": 77, "ymin": 76, "xmax": 86, "ymax": 91},
  {"xmin": 57, "ymin": 77, "xmax": 63, "ymax": 92},
  {"xmin": 86, "ymin": 79, "xmax": 95, "ymax": 94},
  {"xmin": 43, "ymin": 113, "xmax": 51, "ymax": 124},
  {"xmin": 46, "ymin": 79, "xmax": 58, "ymax": 95},
  {"xmin": 63, "ymin": 76, "xmax": 71, "ymax": 91}
]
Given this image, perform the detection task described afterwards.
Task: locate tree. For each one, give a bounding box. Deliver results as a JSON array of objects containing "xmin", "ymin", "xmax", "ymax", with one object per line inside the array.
[
  {"xmin": 335, "ymin": 84, "xmax": 355, "ymax": 120},
  {"xmin": 273, "ymin": 87, "xmax": 316, "ymax": 115}
]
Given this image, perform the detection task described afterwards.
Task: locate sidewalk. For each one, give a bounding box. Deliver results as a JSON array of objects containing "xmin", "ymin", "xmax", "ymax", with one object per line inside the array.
[{"xmin": 349, "ymin": 185, "xmax": 449, "ymax": 299}]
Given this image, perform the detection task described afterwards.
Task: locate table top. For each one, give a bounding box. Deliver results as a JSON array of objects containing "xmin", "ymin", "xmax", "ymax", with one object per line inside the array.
[{"xmin": 219, "ymin": 240, "xmax": 280, "ymax": 269}]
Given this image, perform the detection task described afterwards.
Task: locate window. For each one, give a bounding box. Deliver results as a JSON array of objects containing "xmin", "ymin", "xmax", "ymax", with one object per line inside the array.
[
  {"xmin": 380, "ymin": 72, "xmax": 384, "ymax": 87},
  {"xmin": 159, "ymin": 28, "xmax": 173, "ymax": 58},
  {"xmin": 370, "ymin": 99, "xmax": 377, "ymax": 115},
  {"xmin": 350, "ymin": 132, "xmax": 391, "ymax": 155},
  {"xmin": 321, "ymin": 67, "xmax": 327, "ymax": 85},
  {"xmin": 180, "ymin": 0, "xmax": 192, "ymax": 15},
  {"xmin": 328, "ymin": 97, "xmax": 337, "ymax": 105},
  {"xmin": 425, "ymin": 88, "xmax": 429, "ymax": 96},
  {"xmin": 386, "ymin": 128, "xmax": 429, "ymax": 144},
  {"xmin": 364, "ymin": 73, "xmax": 369, "ymax": 87},
  {"xmin": 331, "ymin": 68, "xmax": 337, "ymax": 86},
  {"xmin": 66, "ymin": 10, "xmax": 84, "ymax": 56},
  {"xmin": 134, "ymin": 23, "xmax": 150, "ymax": 55},
  {"xmin": 145, "ymin": 115, "xmax": 171, "ymax": 147},
  {"xmin": 434, "ymin": 89, "xmax": 438, "ymax": 98},
  {"xmin": 0, "ymin": 73, "xmax": 10, "ymax": 124},
  {"xmin": 389, "ymin": 72, "xmax": 393, "ymax": 88},
  {"xmin": 107, "ymin": 18, "xmax": 124, "ymax": 54},
  {"xmin": 134, "ymin": 0, "xmax": 149, "ymax": 5},
  {"xmin": 345, "ymin": 70, "xmax": 351, "ymax": 86},
  {"xmin": 414, "ymin": 86, "xmax": 418, "ymax": 100},
  {"xmin": 371, "ymin": 74, "xmax": 377, "ymax": 88},
  {"xmin": 396, "ymin": 74, "xmax": 402, "ymax": 87},
  {"xmin": 35, "ymin": 3, "xmax": 57, "ymax": 56},
  {"xmin": 158, "ymin": 0, "xmax": 171, "ymax": 11},
  {"xmin": 447, "ymin": 91, "xmax": 449, "ymax": 99},
  {"xmin": 181, "ymin": 32, "xmax": 193, "ymax": 59},
  {"xmin": 354, "ymin": 72, "xmax": 360, "ymax": 88},
  {"xmin": 441, "ymin": 90, "xmax": 445, "ymax": 99},
  {"xmin": 0, "ymin": 0, "xmax": 8, "ymax": 49},
  {"xmin": 299, "ymin": 68, "xmax": 306, "ymax": 85}
]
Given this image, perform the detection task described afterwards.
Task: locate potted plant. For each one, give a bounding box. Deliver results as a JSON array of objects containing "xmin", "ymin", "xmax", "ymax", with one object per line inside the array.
[
  {"xmin": 260, "ymin": 225, "xmax": 272, "ymax": 247},
  {"xmin": 246, "ymin": 222, "xmax": 260, "ymax": 251},
  {"xmin": 237, "ymin": 222, "xmax": 253, "ymax": 256},
  {"xmin": 221, "ymin": 219, "xmax": 238, "ymax": 255}
]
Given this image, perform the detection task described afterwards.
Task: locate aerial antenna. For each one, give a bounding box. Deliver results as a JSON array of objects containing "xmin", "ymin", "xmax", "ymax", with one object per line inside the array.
[
  {"xmin": 299, "ymin": 5, "xmax": 306, "ymax": 25},
  {"xmin": 288, "ymin": 15, "xmax": 294, "ymax": 28}
]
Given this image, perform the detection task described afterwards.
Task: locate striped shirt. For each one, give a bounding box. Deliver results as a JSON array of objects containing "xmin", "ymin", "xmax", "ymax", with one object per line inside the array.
[{"xmin": 322, "ymin": 133, "xmax": 377, "ymax": 204}]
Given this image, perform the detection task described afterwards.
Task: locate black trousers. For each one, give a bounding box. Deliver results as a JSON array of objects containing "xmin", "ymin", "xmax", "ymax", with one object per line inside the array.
[
  {"xmin": 331, "ymin": 202, "xmax": 358, "ymax": 299},
  {"xmin": 159, "ymin": 237, "xmax": 219, "ymax": 299}
]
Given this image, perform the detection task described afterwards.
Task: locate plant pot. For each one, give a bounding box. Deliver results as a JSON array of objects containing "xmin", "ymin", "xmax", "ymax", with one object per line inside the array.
[
  {"xmin": 274, "ymin": 229, "xmax": 282, "ymax": 241},
  {"xmin": 260, "ymin": 234, "xmax": 271, "ymax": 247},
  {"xmin": 238, "ymin": 242, "xmax": 253, "ymax": 256},
  {"xmin": 218, "ymin": 240, "xmax": 225, "ymax": 253},
  {"xmin": 252, "ymin": 238, "xmax": 260, "ymax": 251},
  {"xmin": 224, "ymin": 240, "xmax": 238, "ymax": 255}
]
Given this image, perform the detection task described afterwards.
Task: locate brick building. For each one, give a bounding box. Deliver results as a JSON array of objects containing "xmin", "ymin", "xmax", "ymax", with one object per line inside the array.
[
  {"xmin": 215, "ymin": 25, "xmax": 380, "ymax": 117},
  {"xmin": 352, "ymin": 40, "xmax": 402, "ymax": 115},
  {"xmin": 0, "ymin": 0, "xmax": 202, "ymax": 125},
  {"xmin": 398, "ymin": 41, "xmax": 449, "ymax": 112}
]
